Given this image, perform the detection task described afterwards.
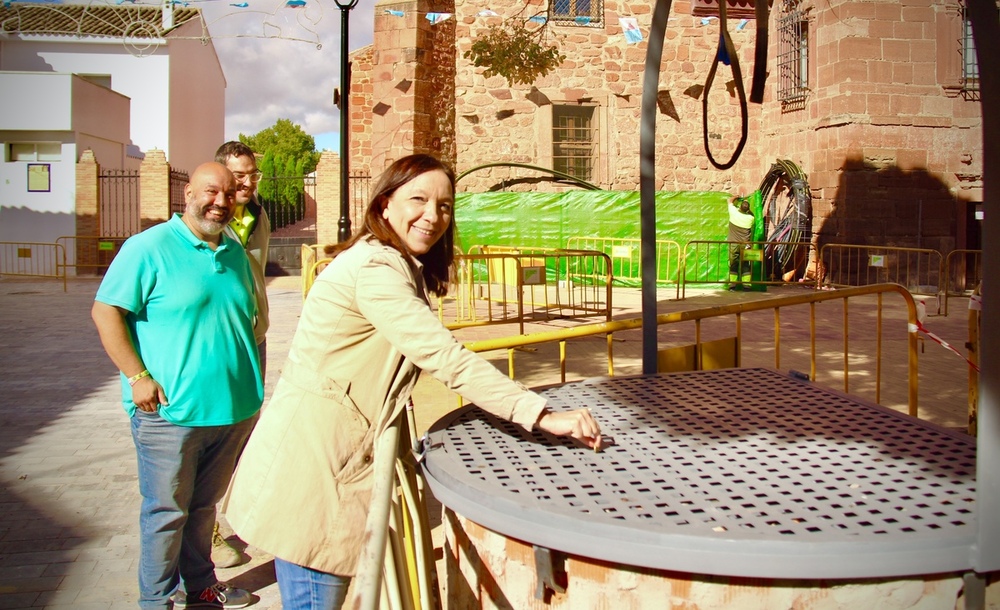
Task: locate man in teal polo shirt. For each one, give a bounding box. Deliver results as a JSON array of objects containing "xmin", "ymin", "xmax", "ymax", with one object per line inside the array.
[{"xmin": 92, "ymin": 162, "xmax": 263, "ymax": 609}]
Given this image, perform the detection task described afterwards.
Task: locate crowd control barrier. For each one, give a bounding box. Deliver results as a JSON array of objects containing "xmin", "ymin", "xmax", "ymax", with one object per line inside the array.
[
  {"xmin": 817, "ymin": 243, "xmax": 943, "ymax": 307},
  {"xmin": 438, "ymin": 246, "xmax": 612, "ymax": 334},
  {"xmin": 0, "ymin": 242, "xmax": 67, "ymax": 291},
  {"xmin": 565, "ymin": 236, "xmax": 682, "ymax": 299},
  {"xmin": 942, "ymin": 249, "xmax": 982, "ymax": 316},
  {"xmin": 55, "ymin": 235, "xmax": 128, "ymax": 277}
]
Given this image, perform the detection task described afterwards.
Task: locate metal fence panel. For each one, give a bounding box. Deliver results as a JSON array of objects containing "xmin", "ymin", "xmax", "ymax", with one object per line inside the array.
[{"xmin": 99, "ymin": 169, "xmax": 140, "ymax": 236}]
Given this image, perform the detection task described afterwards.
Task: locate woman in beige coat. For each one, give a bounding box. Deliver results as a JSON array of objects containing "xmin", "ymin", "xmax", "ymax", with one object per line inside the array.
[{"xmin": 226, "ymin": 154, "xmax": 602, "ymax": 610}]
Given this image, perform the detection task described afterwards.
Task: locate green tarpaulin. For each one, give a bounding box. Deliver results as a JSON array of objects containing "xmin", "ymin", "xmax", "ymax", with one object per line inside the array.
[{"xmin": 454, "ymin": 190, "xmax": 733, "ymax": 284}]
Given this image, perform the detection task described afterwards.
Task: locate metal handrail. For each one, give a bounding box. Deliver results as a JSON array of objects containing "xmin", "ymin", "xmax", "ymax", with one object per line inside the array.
[
  {"xmin": 462, "ymin": 283, "xmax": 920, "ymax": 416},
  {"xmin": 353, "ymin": 417, "xmax": 402, "ymax": 609}
]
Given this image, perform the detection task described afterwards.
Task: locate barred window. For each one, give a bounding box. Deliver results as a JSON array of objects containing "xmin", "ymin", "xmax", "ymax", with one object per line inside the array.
[
  {"xmin": 777, "ymin": 0, "xmax": 809, "ymax": 107},
  {"xmin": 552, "ymin": 104, "xmax": 597, "ymax": 182},
  {"xmin": 961, "ymin": 6, "xmax": 979, "ymax": 96},
  {"xmin": 549, "ymin": 0, "xmax": 603, "ymax": 26}
]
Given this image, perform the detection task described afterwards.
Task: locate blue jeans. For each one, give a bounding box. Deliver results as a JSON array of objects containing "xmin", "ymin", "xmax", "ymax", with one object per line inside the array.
[
  {"xmin": 130, "ymin": 410, "xmax": 256, "ymax": 609},
  {"xmin": 274, "ymin": 557, "xmax": 352, "ymax": 610}
]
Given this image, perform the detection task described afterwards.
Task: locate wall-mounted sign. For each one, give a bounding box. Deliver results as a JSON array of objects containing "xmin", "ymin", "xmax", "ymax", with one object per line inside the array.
[
  {"xmin": 522, "ymin": 266, "xmax": 546, "ymax": 285},
  {"xmin": 27, "ymin": 164, "xmax": 51, "ymax": 192},
  {"xmin": 869, "ymin": 255, "xmax": 885, "ymax": 267},
  {"xmin": 611, "ymin": 245, "xmax": 632, "ymax": 258}
]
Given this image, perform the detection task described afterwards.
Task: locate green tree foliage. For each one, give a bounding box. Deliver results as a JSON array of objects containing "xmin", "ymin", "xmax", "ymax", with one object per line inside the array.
[
  {"xmin": 257, "ymin": 151, "xmax": 277, "ymax": 201},
  {"xmin": 464, "ymin": 15, "xmax": 565, "ymax": 86},
  {"xmin": 282, "ymin": 157, "xmax": 298, "ymax": 206},
  {"xmin": 239, "ymin": 118, "xmax": 320, "ymax": 175}
]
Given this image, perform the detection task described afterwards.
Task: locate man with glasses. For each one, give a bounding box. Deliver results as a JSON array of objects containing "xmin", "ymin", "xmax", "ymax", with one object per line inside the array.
[{"xmin": 211, "ymin": 141, "xmax": 270, "ymax": 569}]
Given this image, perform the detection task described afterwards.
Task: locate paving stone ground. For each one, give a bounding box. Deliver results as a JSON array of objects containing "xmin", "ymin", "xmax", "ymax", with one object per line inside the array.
[{"xmin": 0, "ymin": 276, "xmax": 974, "ymax": 609}]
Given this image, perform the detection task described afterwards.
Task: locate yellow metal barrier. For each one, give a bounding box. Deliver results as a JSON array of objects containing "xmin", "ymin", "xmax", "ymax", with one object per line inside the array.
[
  {"xmin": 461, "ymin": 284, "xmax": 920, "ymax": 417},
  {"xmin": 300, "ymin": 244, "xmax": 321, "ymax": 299},
  {"xmin": 437, "ymin": 247, "xmax": 613, "ymax": 333},
  {"xmin": 565, "ymin": 236, "xmax": 683, "ymax": 300},
  {"xmin": 55, "ymin": 235, "xmax": 128, "ymax": 277},
  {"xmin": 942, "ymin": 249, "xmax": 982, "ymax": 316},
  {"xmin": 0, "ymin": 241, "xmax": 67, "ymax": 291},
  {"xmin": 354, "ymin": 407, "xmax": 437, "ymax": 610},
  {"xmin": 967, "ymin": 285, "xmax": 981, "ymax": 436},
  {"xmin": 681, "ymin": 240, "xmax": 817, "ymax": 297},
  {"xmin": 817, "ymin": 243, "xmax": 943, "ymax": 304}
]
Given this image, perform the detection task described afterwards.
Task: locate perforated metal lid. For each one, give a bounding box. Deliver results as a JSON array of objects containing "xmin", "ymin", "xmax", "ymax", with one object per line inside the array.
[{"xmin": 421, "ymin": 368, "xmax": 977, "ymax": 579}]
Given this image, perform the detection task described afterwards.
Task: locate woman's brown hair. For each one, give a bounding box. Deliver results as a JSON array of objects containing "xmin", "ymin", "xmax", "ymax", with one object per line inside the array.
[{"xmin": 326, "ymin": 154, "xmax": 456, "ymax": 297}]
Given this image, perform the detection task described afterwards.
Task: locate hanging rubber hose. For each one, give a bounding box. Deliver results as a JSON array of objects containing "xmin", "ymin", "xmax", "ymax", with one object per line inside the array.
[
  {"xmin": 758, "ymin": 159, "xmax": 813, "ymax": 280},
  {"xmin": 702, "ymin": 0, "xmax": 749, "ymax": 170},
  {"xmin": 749, "ymin": 0, "xmax": 771, "ymax": 104}
]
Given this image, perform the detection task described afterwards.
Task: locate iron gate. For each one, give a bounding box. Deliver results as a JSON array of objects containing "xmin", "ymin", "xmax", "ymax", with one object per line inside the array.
[{"xmin": 99, "ymin": 169, "xmax": 140, "ymax": 236}]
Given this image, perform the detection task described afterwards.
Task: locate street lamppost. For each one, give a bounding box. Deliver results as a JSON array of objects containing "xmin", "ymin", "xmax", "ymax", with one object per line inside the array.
[{"xmin": 334, "ymin": 0, "xmax": 358, "ymax": 243}]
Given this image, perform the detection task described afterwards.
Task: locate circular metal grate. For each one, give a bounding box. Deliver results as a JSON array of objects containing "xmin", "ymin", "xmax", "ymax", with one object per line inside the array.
[{"xmin": 421, "ymin": 368, "xmax": 977, "ymax": 579}]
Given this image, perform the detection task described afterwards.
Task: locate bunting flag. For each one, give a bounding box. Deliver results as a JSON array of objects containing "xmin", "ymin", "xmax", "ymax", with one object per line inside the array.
[
  {"xmin": 384, "ymin": 9, "xmax": 404, "ymax": 17},
  {"xmin": 700, "ymin": 16, "xmax": 717, "ymax": 25},
  {"xmin": 477, "ymin": 10, "xmax": 498, "ymax": 17},
  {"xmin": 574, "ymin": 16, "xmax": 591, "ymax": 25},
  {"xmin": 425, "ymin": 12, "xmax": 452, "ymax": 25},
  {"xmin": 620, "ymin": 17, "xmax": 642, "ymax": 44},
  {"xmin": 716, "ymin": 31, "xmax": 730, "ymax": 65},
  {"xmin": 737, "ymin": 19, "xmax": 749, "ymax": 30},
  {"xmin": 528, "ymin": 15, "xmax": 547, "ymax": 24},
  {"xmin": 285, "ymin": 0, "xmax": 305, "ymax": 7},
  {"xmin": 230, "ymin": 2, "xmax": 248, "ymax": 6}
]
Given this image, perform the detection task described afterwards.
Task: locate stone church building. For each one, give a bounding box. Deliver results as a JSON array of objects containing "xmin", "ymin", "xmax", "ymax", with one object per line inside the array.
[{"xmin": 339, "ymin": 0, "xmax": 983, "ymax": 256}]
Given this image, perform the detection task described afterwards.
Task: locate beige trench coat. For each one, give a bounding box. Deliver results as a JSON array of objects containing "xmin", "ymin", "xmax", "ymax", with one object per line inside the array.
[{"xmin": 226, "ymin": 238, "xmax": 546, "ymax": 576}]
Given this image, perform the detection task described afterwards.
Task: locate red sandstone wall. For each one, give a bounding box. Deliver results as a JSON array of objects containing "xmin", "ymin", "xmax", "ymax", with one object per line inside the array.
[{"xmin": 356, "ymin": 0, "xmax": 983, "ymax": 250}]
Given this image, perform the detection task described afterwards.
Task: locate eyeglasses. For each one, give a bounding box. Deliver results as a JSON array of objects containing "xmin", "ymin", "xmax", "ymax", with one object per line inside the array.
[{"xmin": 232, "ymin": 171, "xmax": 263, "ymax": 183}]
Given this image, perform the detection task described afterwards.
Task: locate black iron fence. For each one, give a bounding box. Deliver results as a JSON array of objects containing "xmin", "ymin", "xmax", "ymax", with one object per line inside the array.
[
  {"xmin": 258, "ymin": 175, "xmax": 311, "ymax": 230},
  {"xmin": 169, "ymin": 169, "xmax": 189, "ymax": 216},
  {"xmin": 348, "ymin": 171, "xmax": 371, "ymax": 230}
]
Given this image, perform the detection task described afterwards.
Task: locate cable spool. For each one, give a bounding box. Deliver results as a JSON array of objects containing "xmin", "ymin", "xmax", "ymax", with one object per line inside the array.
[{"xmin": 758, "ymin": 159, "xmax": 812, "ymax": 282}]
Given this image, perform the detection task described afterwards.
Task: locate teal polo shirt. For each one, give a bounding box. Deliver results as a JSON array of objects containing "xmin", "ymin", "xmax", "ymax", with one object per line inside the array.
[{"xmin": 96, "ymin": 214, "xmax": 263, "ymax": 426}]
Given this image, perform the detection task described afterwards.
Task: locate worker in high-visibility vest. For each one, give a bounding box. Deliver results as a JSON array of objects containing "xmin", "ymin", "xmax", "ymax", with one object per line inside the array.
[{"xmin": 728, "ymin": 195, "xmax": 755, "ymax": 290}]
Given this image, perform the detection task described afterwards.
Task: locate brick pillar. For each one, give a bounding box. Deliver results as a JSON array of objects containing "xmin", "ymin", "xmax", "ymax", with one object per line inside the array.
[
  {"xmin": 139, "ymin": 149, "xmax": 172, "ymax": 231},
  {"xmin": 75, "ymin": 149, "xmax": 100, "ymax": 276},
  {"xmin": 371, "ymin": 0, "xmax": 456, "ymax": 171},
  {"xmin": 315, "ymin": 151, "xmax": 341, "ymax": 245}
]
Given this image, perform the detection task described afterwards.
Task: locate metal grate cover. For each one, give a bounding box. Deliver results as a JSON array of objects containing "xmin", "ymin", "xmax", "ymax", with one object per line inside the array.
[{"xmin": 421, "ymin": 368, "xmax": 977, "ymax": 579}]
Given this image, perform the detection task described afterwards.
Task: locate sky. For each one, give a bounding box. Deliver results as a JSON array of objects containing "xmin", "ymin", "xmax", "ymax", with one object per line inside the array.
[{"xmin": 197, "ymin": 0, "xmax": 377, "ymax": 151}]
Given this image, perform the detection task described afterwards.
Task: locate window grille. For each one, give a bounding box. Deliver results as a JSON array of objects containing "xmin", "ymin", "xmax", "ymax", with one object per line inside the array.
[
  {"xmin": 961, "ymin": 4, "xmax": 979, "ymax": 97},
  {"xmin": 777, "ymin": 0, "xmax": 809, "ymax": 106},
  {"xmin": 552, "ymin": 105, "xmax": 597, "ymax": 182},
  {"xmin": 549, "ymin": 0, "xmax": 603, "ymax": 26}
]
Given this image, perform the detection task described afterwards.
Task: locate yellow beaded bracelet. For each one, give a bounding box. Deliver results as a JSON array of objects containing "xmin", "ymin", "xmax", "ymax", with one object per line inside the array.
[{"xmin": 127, "ymin": 369, "xmax": 151, "ymax": 386}]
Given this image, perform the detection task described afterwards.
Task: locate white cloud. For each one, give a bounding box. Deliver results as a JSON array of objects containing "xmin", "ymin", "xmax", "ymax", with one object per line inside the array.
[{"xmin": 200, "ymin": 0, "xmax": 375, "ymax": 144}]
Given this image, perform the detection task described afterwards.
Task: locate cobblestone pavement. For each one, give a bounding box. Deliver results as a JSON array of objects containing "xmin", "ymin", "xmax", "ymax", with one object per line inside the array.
[{"xmin": 0, "ymin": 276, "xmax": 974, "ymax": 608}]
